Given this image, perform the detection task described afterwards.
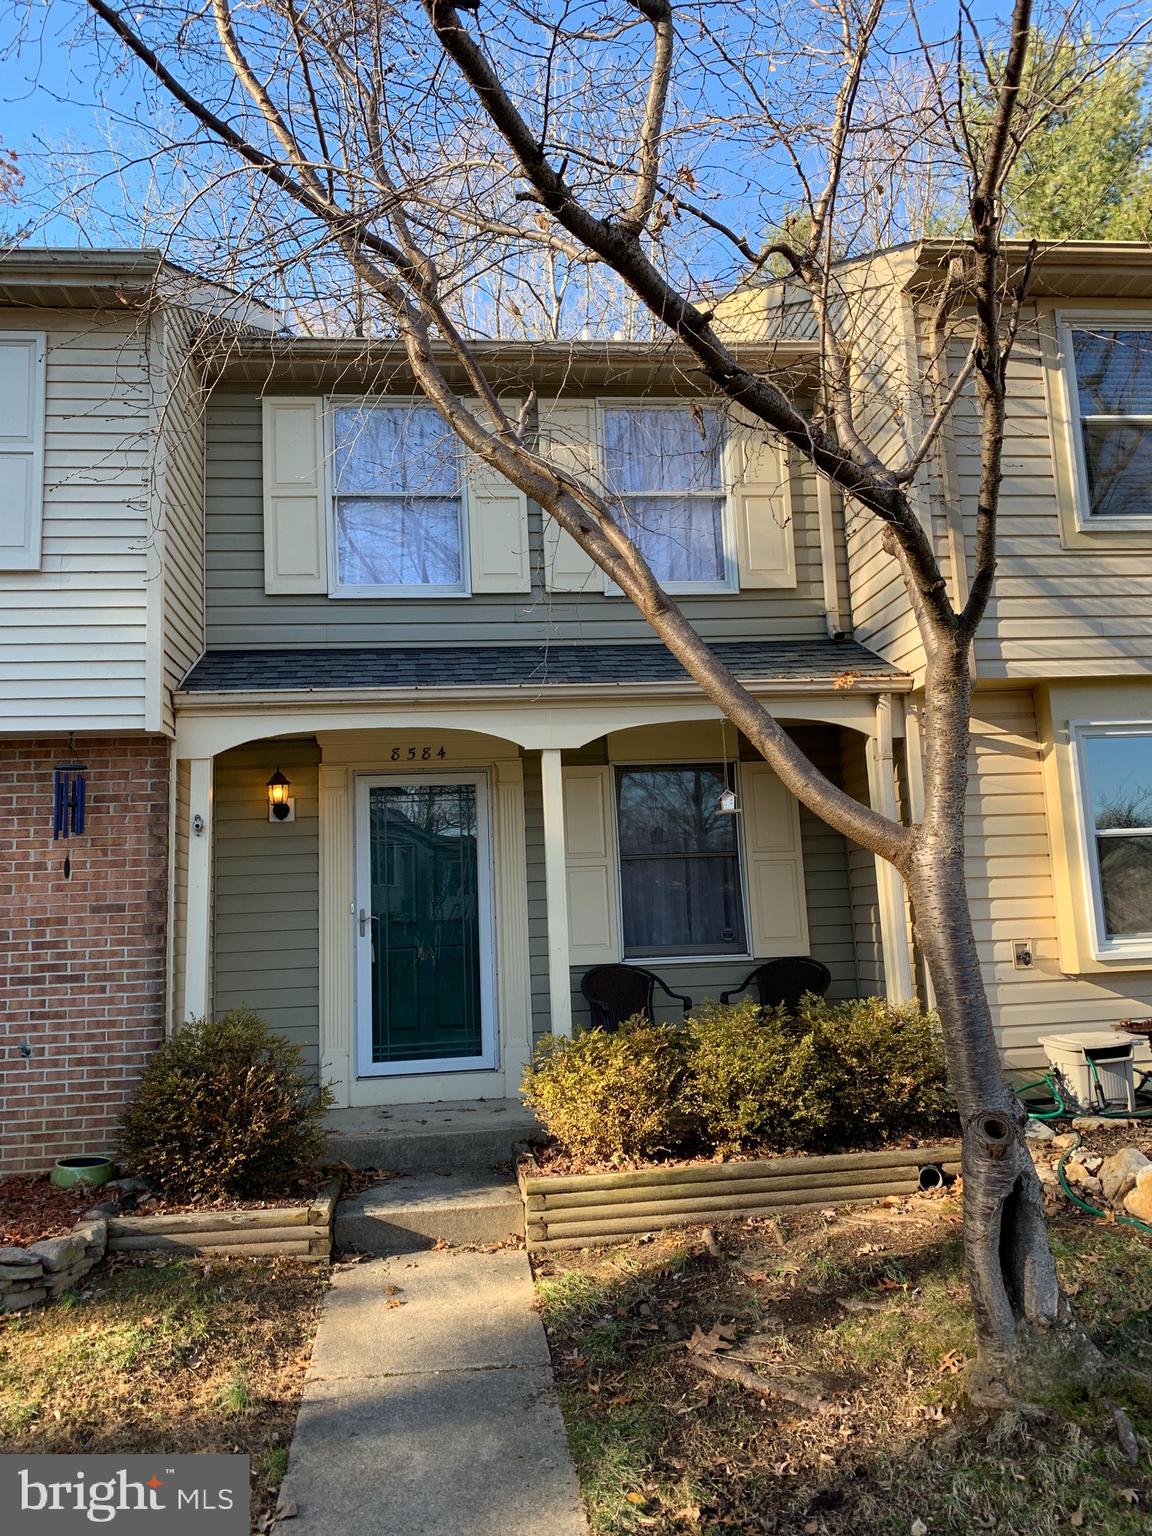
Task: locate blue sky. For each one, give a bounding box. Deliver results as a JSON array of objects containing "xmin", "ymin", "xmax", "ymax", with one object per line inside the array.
[{"xmin": 0, "ymin": 3, "xmax": 153, "ymax": 244}]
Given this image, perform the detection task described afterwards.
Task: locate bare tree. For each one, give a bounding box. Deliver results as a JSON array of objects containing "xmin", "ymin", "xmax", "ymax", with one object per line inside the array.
[{"xmin": 71, "ymin": 0, "xmax": 1150, "ymax": 1398}]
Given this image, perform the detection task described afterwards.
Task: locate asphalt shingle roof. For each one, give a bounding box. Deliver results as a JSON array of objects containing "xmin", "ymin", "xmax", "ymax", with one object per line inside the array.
[{"xmin": 180, "ymin": 640, "xmax": 904, "ymax": 694}]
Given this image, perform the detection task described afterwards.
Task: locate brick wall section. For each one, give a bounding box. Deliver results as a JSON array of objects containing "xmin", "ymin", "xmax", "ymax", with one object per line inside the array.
[{"xmin": 0, "ymin": 738, "xmax": 169, "ymax": 1174}]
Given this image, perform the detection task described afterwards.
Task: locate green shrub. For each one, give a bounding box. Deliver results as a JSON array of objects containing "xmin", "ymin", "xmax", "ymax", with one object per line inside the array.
[
  {"xmin": 520, "ymin": 1018, "xmax": 692, "ymax": 1163},
  {"xmin": 119, "ymin": 1008, "xmax": 332, "ymax": 1197},
  {"xmin": 782, "ymin": 995, "xmax": 956, "ymax": 1150},
  {"xmin": 683, "ymin": 999, "xmax": 801, "ymax": 1153}
]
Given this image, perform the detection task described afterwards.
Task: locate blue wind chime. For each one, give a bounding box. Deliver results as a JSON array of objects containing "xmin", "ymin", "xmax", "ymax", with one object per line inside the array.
[{"xmin": 53, "ymin": 763, "xmax": 87, "ymax": 879}]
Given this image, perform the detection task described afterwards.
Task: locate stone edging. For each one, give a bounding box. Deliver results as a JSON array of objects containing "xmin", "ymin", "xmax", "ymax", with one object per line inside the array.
[
  {"xmin": 0, "ymin": 1216, "xmax": 108, "ymax": 1311},
  {"xmin": 519, "ymin": 1143, "xmax": 963, "ymax": 1252},
  {"xmin": 105, "ymin": 1176, "xmax": 343, "ymax": 1261}
]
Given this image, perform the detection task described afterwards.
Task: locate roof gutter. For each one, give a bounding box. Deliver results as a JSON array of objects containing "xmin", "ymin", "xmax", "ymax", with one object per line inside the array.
[{"xmin": 175, "ymin": 673, "xmax": 912, "ymax": 713}]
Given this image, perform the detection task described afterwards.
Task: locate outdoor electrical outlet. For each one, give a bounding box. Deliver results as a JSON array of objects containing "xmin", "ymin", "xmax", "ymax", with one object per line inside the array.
[{"xmin": 1012, "ymin": 940, "xmax": 1034, "ymax": 970}]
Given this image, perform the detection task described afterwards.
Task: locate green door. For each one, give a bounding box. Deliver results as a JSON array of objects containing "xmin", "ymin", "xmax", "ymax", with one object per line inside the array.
[{"xmin": 365, "ymin": 780, "xmax": 489, "ymax": 1070}]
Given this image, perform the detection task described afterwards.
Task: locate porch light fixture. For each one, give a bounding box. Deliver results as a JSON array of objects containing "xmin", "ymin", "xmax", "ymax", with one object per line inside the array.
[{"xmin": 267, "ymin": 767, "xmax": 292, "ymax": 822}]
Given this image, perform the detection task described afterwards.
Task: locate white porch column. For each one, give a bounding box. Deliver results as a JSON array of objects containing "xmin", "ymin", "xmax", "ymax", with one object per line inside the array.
[
  {"xmin": 866, "ymin": 696, "xmax": 916, "ymax": 1004},
  {"xmin": 540, "ymin": 747, "xmax": 573, "ymax": 1037},
  {"xmin": 183, "ymin": 756, "xmax": 214, "ymax": 1022},
  {"xmin": 318, "ymin": 763, "xmax": 353, "ymax": 1106}
]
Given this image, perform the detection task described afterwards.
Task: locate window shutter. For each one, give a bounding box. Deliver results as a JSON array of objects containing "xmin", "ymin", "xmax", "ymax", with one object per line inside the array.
[
  {"xmin": 562, "ymin": 765, "xmax": 621, "ymax": 965},
  {"xmin": 538, "ymin": 400, "xmax": 600, "ymax": 592},
  {"xmin": 726, "ymin": 406, "xmax": 796, "ymax": 589},
  {"xmin": 741, "ymin": 762, "xmax": 809, "ymax": 956},
  {"xmin": 261, "ymin": 397, "xmax": 328, "ymax": 594},
  {"xmin": 0, "ymin": 332, "xmax": 46, "ymax": 571},
  {"xmin": 463, "ymin": 399, "xmax": 530, "ymax": 594}
]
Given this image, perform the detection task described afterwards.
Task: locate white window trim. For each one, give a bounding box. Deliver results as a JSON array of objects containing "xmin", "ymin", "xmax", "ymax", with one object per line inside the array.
[
  {"xmin": 596, "ymin": 398, "xmax": 738, "ymax": 596},
  {"xmin": 1056, "ymin": 313, "xmax": 1152, "ymax": 533},
  {"xmin": 325, "ymin": 395, "xmax": 473, "ymax": 599},
  {"xmin": 611, "ymin": 759, "xmax": 753, "ymax": 965},
  {"xmin": 1070, "ymin": 720, "xmax": 1152, "ymax": 961}
]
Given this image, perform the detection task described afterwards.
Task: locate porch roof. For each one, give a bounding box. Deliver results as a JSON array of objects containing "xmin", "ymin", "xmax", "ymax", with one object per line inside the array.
[{"xmin": 179, "ymin": 639, "xmax": 906, "ymax": 697}]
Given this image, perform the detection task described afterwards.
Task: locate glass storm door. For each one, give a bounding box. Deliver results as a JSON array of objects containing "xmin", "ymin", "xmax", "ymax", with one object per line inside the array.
[{"xmin": 355, "ymin": 775, "xmax": 496, "ymax": 1076}]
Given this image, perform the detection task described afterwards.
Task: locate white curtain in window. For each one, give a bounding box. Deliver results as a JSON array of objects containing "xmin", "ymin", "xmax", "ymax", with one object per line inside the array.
[
  {"xmin": 333, "ymin": 404, "xmax": 464, "ymax": 587},
  {"xmin": 336, "ymin": 497, "xmax": 463, "ymax": 587},
  {"xmin": 603, "ymin": 407, "xmax": 726, "ymax": 583}
]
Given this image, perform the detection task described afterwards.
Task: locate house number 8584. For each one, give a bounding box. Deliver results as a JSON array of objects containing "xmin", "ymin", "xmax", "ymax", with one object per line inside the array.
[{"xmin": 390, "ymin": 746, "xmax": 447, "ymax": 761}]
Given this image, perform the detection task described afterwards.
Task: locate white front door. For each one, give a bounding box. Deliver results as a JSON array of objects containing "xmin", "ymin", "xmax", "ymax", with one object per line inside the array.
[{"xmin": 354, "ymin": 773, "xmax": 498, "ymax": 1077}]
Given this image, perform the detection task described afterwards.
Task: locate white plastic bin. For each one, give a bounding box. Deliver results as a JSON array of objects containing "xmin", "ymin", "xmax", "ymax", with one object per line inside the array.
[{"xmin": 1038, "ymin": 1031, "xmax": 1139, "ymax": 1113}]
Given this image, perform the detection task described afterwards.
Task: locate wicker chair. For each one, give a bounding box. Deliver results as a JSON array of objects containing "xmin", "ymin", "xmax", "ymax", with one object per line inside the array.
[
  {"xmin": 580, "ymin": 964, "xmax": 694, "ymax": 1033},
  {"xmin": 720, "ymin": 956, "xmax": 832, "ymax": 1014}
]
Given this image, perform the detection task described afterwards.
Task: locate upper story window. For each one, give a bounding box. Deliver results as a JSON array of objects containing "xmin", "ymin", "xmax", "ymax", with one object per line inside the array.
[
  {"xmin": 1077, "ymin": 727, "xmax": 1152, "ymax": 954},
  {"xmin": 332, "ymin": 402, "xmax": 467, "ymax": 594},
  {"xmin": 1064, "ymin": 324, "xmax": 1152, "ymax": 527},
  {"xmin": 601, "ymin": 405, "xmax": 731, "ymax": 590},
  {"xmin": 616, "ymin": 763, "xmax": 748, "ymax": 957}
]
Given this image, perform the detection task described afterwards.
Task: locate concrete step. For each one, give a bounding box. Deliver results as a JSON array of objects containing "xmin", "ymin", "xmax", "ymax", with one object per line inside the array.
[
  {"xmin": 323, "ymin": 1099, "xmax": 539, "ymax": 1173},
  {"xmin": 335, "ymin": 1171, "xmax": 525, "ymax": 1256}
]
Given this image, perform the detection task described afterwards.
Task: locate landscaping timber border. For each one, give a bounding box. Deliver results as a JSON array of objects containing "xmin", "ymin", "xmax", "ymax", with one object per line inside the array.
[
  {"xmin": 519, "ymin": 1145, "xmax": 962, "ymax": 1252},
  {"xmin": 106, "ymin": 1176, "xmax": 343, "ymax": 1260}
]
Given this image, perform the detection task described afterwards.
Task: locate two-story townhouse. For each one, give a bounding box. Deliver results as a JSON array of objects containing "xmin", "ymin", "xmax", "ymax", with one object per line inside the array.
[
  {"xmin": 727, "ymin": 239, "xmax": 1152, "ymax": 1079},
  {"xmin": 171, "ymin": 337, "xmax": 916, "ymax": 1113},
  {"xmin": 0, "ymin": 251, "xmax": 273, "ymax": 1173}
]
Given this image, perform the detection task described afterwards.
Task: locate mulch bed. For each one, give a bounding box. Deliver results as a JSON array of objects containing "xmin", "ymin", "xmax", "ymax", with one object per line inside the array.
[
  {"xmin": 523, "ymin": 1132, "xmax": 961, "ymax": 1179},
  {"xmin": 136, "ymin": 1172, "xmax": 334, "ymax": 1217},
  {"xmin": 0, "ymin": 1174, "xmax": 127, "ymax": 1248}
]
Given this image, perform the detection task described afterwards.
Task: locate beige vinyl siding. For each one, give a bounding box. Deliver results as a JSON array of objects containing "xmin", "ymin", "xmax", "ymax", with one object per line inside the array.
[
  {"xmin": 719, "ymin": 251, "xmax": 924, "ymax": 674},
  {"xmin": 0, "ymin": 310, "xmax": 154, "ymax": 729},
  {"xmin": 156, "ymin": 310, "xmax": 206, "ymax": 731},
  {"xmin": 203, "ymin": 395, "xmax": 833, "ymax": 647},
  {"xmin": 562, "ymin": 724, "xmax": 873, "ymax": 1031},
  {"xmin": 947, "ymin": 305, "xmax": 1152, "ymax": 678},
  {"xmin": 966, "ymin": 688, "xmax": 1152, "ymax": 1069},
  {"xmin": 211, "ymin": 739, "xmax": 321, "ymax": 1071}
]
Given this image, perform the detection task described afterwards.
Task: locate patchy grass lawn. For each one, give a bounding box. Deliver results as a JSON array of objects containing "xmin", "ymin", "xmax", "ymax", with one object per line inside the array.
[
  {"xmin": 0, "ymin": 1255, "xmax": 326, "ymax": 1526},
  {"xmin": 535, "ymin": 1198, "xmax": 1152, "ymax": 1535}
]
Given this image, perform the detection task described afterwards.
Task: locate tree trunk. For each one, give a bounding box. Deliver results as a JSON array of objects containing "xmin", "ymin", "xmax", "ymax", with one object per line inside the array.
[{"xmin": 904, "ymin": 643, "xmax": 1101, "ymax": 1402}]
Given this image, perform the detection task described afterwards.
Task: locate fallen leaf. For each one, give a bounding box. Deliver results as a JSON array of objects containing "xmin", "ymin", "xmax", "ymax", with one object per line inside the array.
[
  {"xmin": 384, "ymin": 1297, "xmax": 405, "ymax": 1309},
  {"xmin": 937, "ymin": 1350, "xmax": 965, "ymax": 1375},
  {"xmin": 625, "ymin": 1491, "xmax": 648, "ymax": 1506},
  {"xmin": 382, "ymin": 1284, "xmax": 403, "ymax": 1297},
  {"xmin": 1069, "ymin": 1507, "xmax": 1085, "ymax": 1528},
  {"xmin": 911, "ymin": 1520, "xmax": 928, "ymax": 1536},
  {"xmin": 686, "ymin": 1323, "xmax": 737, "ymax": 1355},
  {"xmin": 1119, "ymin": 1489, "xmax": 1140, "ymax": 1505},
  {"xmin": 274, "ymin": 1498, "xmax": 298, "ymax": 1522}
]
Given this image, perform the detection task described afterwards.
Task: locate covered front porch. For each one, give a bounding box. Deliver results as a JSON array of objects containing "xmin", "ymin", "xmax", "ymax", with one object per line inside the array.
[{"xmin": 171, "ymin": 645, "xmax": 918, "ymax": 1110}]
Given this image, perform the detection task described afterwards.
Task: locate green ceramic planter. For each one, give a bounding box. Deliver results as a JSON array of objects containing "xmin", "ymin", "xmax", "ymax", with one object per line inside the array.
[{"xmin": 50, "ymin": 1156, "xmax": 115, "ymax": 1190}]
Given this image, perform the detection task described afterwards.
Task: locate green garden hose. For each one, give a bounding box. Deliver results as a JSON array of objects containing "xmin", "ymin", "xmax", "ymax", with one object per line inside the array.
[{"xmin": 1013, "ymin": 1058, "xmax": 1152, "ymax": 1235}]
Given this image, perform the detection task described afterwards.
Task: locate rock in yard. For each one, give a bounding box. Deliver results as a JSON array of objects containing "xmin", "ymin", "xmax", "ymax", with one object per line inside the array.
[
  {"xmin": 1064, "ymin": 1160, "xmax": 1100, "ymax": 1189},
  {"xmin": 0, "ymin": 1246, "xmax": 41, "ymax": 1268},
  {"xmin": 1034, "ymin": 1160, "xmax": 1059, "ymax": 1186},
  {"xmin": 1100, "ymin": 1147, "xmax": 1152, "ymax": 1206},
  {"xmin": 1073, "ymin": 1116, "xmax": 1126, "ymax": 1132},
  {"xmin": 0, "ymin": 1262, "xmax": 43, "ymax": 1280},
  {"xmin": 27, "ymin": 1236, "xmax": 84, "ymax": 1273},
  {"xmin": 1024, "ymin": 1120, "xmax": 1055, "ymax": 1141},
  {"xmin": 1050, "ymin": 1132, "xmax": 1079, "ymax": 1150},
  {"xmin": 1080, "ymin": 1153, "xmax": 1104, "ymax": 1174},
  {"xmin": 1, "ymin": 1287, "xmax": 47, "ymax": 1310}
]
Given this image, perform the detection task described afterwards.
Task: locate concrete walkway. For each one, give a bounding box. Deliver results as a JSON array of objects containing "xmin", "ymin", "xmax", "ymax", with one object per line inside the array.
[{"xmin": 277, "ymin": 1249, "xmax": 589, "ymax": 1536}]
